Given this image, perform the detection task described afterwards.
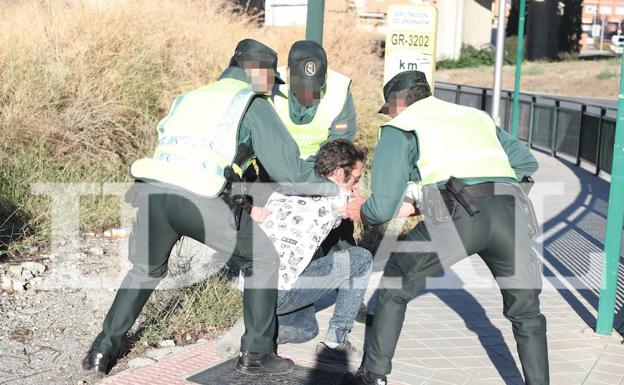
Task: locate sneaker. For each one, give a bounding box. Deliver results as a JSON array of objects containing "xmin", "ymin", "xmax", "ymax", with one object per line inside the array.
[
  {"xmin": 342, "ymin": 367, "xmax": 387, "ymax": 385},
  {"xmin": 316, "ymin": 339, "xmax": 362, "ymax": 361},
  {"xmin": 235, "ymin": 351, "xmax": 294, "ymax": 375}
]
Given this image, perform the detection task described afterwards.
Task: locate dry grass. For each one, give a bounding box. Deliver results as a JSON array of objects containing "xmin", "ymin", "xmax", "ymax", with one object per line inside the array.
[
  {"xmin": 0, "ymin": 0, "xmax": 384, "ymax": 251},
  {"xmin": 437, "ymin": 58, "xmax": 622, "ymax": 99},
  {"xmin": 136, "ymin": 272, "xmax": 242, "ymax": 349}
]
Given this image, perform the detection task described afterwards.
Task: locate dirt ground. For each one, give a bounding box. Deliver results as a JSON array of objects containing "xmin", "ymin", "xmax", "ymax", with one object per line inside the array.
[
  {"xmin": 0, "ymin": 236, "xmax": 225, "ymax": 385},
  {"xmin": 436, "ymin": 58, "xmax": 621, "ymax": 99}
]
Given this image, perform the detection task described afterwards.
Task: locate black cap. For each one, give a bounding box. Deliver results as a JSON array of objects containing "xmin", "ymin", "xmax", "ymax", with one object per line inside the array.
[
  {"xmin": 379, "ymin": 71, "xmax": 431, "ymax": 114},
  {"xmin": 287, "ymin": 40, "xmax": 328, "ymax": 91},
  {"xmin": 229, "ymin": 38, "xmax": 285, "ymax": 84}
]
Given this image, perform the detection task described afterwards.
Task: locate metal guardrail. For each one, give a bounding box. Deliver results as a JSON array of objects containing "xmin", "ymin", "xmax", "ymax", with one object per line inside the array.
[{"xmin": 434, "ymin": 82, "xmax": 619, "ymax": 176}]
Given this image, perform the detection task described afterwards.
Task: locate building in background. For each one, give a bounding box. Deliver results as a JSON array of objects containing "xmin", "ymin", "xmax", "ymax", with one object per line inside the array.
[
  {"xmin": 264, "ymin": 0, "xmax": 499, "ymax": 60},
  {"xmin": 581, "ymin": 0, "xmax": 624, "ymax": 51}
]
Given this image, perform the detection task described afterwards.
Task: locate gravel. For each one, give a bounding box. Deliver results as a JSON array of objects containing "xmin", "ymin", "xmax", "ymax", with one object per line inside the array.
[{"xmin": 0, "ymin": 235, "xmax": 222, "ymax": 385}]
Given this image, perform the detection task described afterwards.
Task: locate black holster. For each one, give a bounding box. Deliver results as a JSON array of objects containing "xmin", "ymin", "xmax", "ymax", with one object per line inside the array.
[
  {"xmin": 421, "ymin": 184, "xmax": 457, "ymax": 225},
  {"xmin": 519, "ymin": 176, "xmax": 539, "ymax": 240},
  {"xmin": 224, "ymin": 166, "xmax": 247, "ymax": 231}
]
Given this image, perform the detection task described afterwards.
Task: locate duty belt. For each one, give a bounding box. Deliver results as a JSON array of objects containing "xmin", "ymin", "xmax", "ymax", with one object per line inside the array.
[{"xmin": 438, "ymin": 180, "xmax": 539, "ymax": 239}]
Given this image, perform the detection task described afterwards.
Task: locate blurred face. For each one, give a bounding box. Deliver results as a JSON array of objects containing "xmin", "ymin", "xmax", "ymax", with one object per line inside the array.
[
  {"xmin": 244, "ymin": 64, "xmax": 275, "ymax": 94},
  {"xmin": 388, "ymin": 91, "xmax": 409, "ymax": 118},
  {"xmin": 288, "ymin": 67, "xmax": 323, "ymax": 107}
]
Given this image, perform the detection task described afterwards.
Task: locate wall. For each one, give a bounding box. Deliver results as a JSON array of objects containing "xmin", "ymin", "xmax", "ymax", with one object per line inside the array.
[{"xmin": 462, "ymin": 0, "xmax": 494, "ymax": 49}]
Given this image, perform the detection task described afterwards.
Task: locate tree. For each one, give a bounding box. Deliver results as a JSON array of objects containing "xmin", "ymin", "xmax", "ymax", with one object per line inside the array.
[{"xmin": 559, "ymin": 0, "xmax": 583, "ymax": 53}]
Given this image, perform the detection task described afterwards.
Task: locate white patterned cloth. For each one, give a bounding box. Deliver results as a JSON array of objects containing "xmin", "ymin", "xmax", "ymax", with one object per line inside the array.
[{"xmin": 240, "ymin": 191, "xmax": 349, "ymax": 291}]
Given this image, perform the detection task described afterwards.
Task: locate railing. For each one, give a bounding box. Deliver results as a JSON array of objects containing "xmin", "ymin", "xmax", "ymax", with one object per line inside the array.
[{"xmin": 434, "ymin": 82, "xmax": 619, "ymax": 176}]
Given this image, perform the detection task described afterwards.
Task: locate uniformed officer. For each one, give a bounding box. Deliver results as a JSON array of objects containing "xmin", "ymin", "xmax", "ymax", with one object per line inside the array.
[
  {"xmin": 82, "ymin": 39, "xmax": 341, "ymax": 376},
  {"xmin": 343, "ymin": 71, "xmax": 549, "ymax": 385},
  {"xmin": 272, "ymin": 40, "xmax": 358, "ymax": 256}
]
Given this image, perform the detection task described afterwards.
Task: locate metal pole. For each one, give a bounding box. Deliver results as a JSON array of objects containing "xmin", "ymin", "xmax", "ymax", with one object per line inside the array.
[
  {"xmin": 601, "ymin": 15, "xmax": 606, "ymax": 50},
  {"xmin": 596, "ymin": 52, "xmax": 624, "ymax": 336},
  {"xmin": 511, "ymin": 0, "xmax": 526, "ymax": 137},
  {"xmin": 492, "ymin": 0, "xmax": 508, "ymax": 125},
  {"xmin": 305, "ymin": 0, "xmax": 325, "ymax": 45}
]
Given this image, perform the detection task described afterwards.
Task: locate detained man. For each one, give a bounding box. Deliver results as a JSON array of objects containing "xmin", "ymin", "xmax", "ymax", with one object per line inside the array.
[{"xmin": 219, "ymin": 140, "xmax": 373, "ymax": 360}]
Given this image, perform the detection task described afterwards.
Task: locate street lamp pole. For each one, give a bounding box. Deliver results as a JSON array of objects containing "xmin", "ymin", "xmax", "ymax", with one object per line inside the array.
[{"xmin": 492, "ymin": 0, "xmax": 508, "ymax": 125}]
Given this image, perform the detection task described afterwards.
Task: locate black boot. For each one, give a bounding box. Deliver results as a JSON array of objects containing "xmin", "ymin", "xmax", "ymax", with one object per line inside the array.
[
  {"xmin": 236, "ymin": 351, "xmax": 295, "ymax": 375},
  {"xmin": 82, "ymin": 348, "xmax": 117, "ymax": 375},
  {"xmin": 343, "ymin": 368, "xmax": 387, "ymax": 385}
]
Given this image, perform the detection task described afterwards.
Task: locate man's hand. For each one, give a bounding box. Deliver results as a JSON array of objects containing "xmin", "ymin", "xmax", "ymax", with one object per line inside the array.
[
  {"xmin": 249, "ymin": 206, "xmax": 270, "ymax": 223},
  {"xmin": 396, "ymin": 201, "xmax": 417, "ymax": 218},
  {"xmin": 343, "ymin": 195, "xmax": 366, "ymax": 222}
]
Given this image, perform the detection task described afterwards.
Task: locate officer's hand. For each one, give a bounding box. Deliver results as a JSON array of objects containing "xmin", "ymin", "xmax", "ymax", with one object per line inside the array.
[
  {"xmin": 250, "ymin": 206, "xmax": 270, "ymax": 223},
  {"xmin": 344, "ymin": 195, "xmax": 366, "ymax": 222}
]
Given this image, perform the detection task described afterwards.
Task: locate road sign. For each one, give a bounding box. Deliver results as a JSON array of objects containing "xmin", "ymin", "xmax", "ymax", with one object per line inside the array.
[{"xmin": 383, "ymin": 4, "xmax": 438, "ymax": 88}]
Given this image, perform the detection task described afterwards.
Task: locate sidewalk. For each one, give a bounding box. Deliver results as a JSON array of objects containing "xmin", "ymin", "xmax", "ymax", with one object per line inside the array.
[{"xmin": 99, "ymin": 151, "xmax": 624, "ymax": 385}]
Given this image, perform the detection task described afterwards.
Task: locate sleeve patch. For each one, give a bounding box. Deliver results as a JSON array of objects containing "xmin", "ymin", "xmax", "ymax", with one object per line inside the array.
[{"xmin": 335, "ymin": 122, "xmax": 348, "ymax": 131}]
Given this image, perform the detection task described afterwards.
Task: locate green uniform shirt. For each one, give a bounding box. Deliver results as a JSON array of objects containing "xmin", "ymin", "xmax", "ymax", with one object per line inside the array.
[
  {"xmin": 287, "ymin": 88, "xmax": 357, "ymax": 163},
  {"xmin": 218, "ymin": 67, "xmax": 338, "ymax": 196},
  {"xmin": 361, "ymin": 125, "xmax": 539, "ymax": 226}
]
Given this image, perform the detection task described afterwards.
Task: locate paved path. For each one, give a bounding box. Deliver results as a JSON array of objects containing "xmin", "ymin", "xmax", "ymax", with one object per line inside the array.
[{"xmin": 99, "ymin": 151, "xmax": 624, "ymax": 385}]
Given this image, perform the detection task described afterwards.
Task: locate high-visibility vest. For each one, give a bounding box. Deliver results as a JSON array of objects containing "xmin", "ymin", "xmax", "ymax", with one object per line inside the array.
[
  {"xmin": 130, "ymin": 78, "xmax": 255, "ymax": 197},
  {"xmin": 386, "ymin": 96, "xmax": 517, "ymax": 187},
  {"xmin": 273, "ymin": 67, "xmax": 351, "ymax": 159}
]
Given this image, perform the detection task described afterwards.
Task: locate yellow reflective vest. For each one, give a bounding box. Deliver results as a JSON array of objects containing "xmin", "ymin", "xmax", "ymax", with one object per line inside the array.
[
  {"xmin": 130, "ymin": 78, "xmax": 255, "ymax": 197},
  {"xmin": 273, "ymin": 68, "xmax": 351, "ymax": 159},
  {"xmin": 386, "ymin": 96, "xmax": 516, "ymax": 186}
]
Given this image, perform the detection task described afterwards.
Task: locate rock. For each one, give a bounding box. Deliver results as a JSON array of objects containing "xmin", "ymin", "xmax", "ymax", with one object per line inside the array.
[
  {"xmin": 126, "ymin": 357, "xmax": 156, "ymax": 369},
  {"xmin": 157, "ymin": 339, "xmax": 176, "ymax": 348},
  {"xmin": 1, "ymin": 275, "xmax": 13, "ymax": 292},
  {"xmin": 11, "ymin": 279, "xmax": 26, "ymax": 292},
  {"xmin": 9, "ymin": 327, "xmax": 33, "ymax": 343},
  {"xmin": 26, "ymin": 277, "xmax": 44, "ymax": 290},
  {"xmin": 7, "ymin": 265, "xmax": 23, "ymax": 278},
  {"xmin": 20, "ymin": 262, "xmax": 45, "ymax": 280},
  {"xmin": 145, "ymin": 346, "xmax": 184, "ymax": 361},
  {"xmin": 1, "ymin": 275, "xmax": 25, "ymax": 294},
  {"xmin": 88, "ymin": 247, "xmax": 104, "ymax": 256}
]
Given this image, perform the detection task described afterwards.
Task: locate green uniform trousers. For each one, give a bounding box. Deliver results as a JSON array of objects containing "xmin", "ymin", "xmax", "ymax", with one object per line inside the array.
[
  {"xmin": 92, "ymin": 182, "xmax": 279, "ymax": 355},
  {"xmin": 363, "ymin": 194, "xmax": 549, "ymax": 385}
]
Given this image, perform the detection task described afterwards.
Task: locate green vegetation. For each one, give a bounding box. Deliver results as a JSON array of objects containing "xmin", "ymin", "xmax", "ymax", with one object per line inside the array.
[
  {"xmin": 437, "ymin": 38, "xmax": 518, "ymax": 70},
  {"xmin": 136, "ymin": 272, "xmax": 243, "ymax": 349},
  {"xmin": 597, "ymin": 69, "xmax": 618, "ymax": 80}
]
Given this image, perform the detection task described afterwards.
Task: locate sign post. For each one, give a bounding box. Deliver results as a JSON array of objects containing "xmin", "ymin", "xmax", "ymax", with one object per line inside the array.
[
  {"xmin": 306, "ymin": 0, "xmax": 325, "ymax": 45},
  {"xmin": 383, "ymin": 4, "xmax": 438, "ymax": 88}
]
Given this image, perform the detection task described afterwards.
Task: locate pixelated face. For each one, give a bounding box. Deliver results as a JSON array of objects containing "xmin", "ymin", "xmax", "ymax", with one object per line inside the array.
[
  {"xmin": 288, "ymin": 67, "xmax": 322, "ymax": 107},
  {"xmin": 243, "ymin": 61, "xmax": 275, "ymax": 94},
  {"xmin": 388, "ymin": 91, "xmax": 409, "ymax": 118}
]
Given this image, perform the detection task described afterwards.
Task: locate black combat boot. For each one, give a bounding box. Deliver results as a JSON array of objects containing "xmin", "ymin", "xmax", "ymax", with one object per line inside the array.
[
  {"xmin": 82, "ymin": 348, "xmax": 117, "ymax": 375},
  {"xmin": 236, "ymin": 351, "xmax": 295, "ymax": 375}
]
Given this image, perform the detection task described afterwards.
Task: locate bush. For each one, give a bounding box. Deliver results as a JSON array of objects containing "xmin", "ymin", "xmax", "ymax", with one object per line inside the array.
[{"xmin": 437, "ymin": 38, "xmax": 519, "ymax": 70}]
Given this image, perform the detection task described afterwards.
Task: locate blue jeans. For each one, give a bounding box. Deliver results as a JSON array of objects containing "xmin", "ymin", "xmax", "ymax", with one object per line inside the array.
[{"xmin": 276, "ymin": 246, "xmax": 373, "ymax": 344}]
